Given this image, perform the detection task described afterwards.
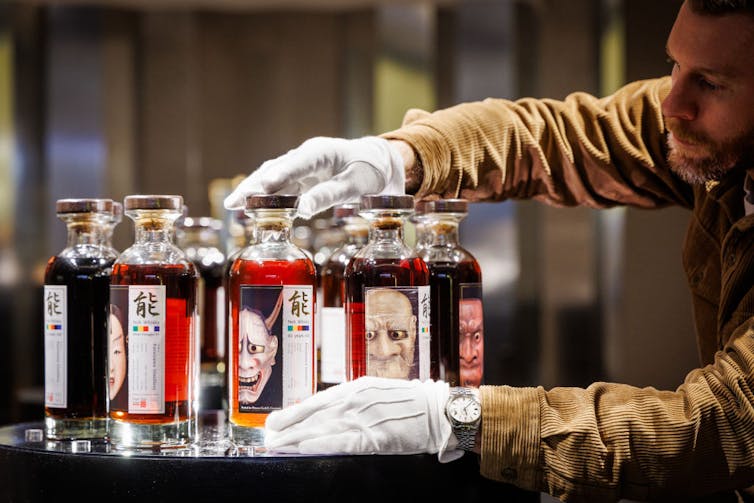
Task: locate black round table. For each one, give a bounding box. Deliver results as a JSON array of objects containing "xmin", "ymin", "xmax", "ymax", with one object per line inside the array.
[{"xmin": 0, "ymin": 412, "xmax": 538, "ymax": 502}]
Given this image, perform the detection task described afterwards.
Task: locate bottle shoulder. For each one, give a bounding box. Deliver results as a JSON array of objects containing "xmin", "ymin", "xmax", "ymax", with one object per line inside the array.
[
  {"xmin": 115, "ymin": 242, "xmax": 194, "ymax": 268},
  {"xmin": 236, "ymin": 242, "xmax": 312, "ymax": 263},
  {"xmin": 417, "ymin": 245, "xmax": 478, "ymax": 263}
]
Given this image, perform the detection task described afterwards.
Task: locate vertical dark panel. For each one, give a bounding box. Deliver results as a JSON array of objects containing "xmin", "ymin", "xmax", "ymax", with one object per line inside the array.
[{"xmin": 9, "ymin": 5, "xmax": 46, "ymax": 423}]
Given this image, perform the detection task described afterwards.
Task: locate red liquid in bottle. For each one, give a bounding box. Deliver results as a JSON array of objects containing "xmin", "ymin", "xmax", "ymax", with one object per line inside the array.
[
  {"xmin": 345, "ymin": 256, "xmax": 430, "ymax": 380},
  {"xmin": 109, "ymin": 263, "xmax": 197, "ymax": 424},
  {"xmin": 228, "ymin": 258, "xmax": 316, "ymax": 428},
  {"xmin": 427, "ymin": 259, "xmax": 482, "ymax": 386}
]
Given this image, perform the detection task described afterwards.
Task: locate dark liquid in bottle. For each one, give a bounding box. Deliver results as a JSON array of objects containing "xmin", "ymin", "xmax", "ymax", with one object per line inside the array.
[
  {"xmin": 321, "ymin": 259, "xmax": 346, "ymax": 308},
  {"xmin": 427, "ymin": 259, "xmax": 482, "ymax": 386},
  {"xmin": 110, "ymin": 263, "xmax": 196, "ymax": 424},
  {"xmin": 228, "ymin": 258, "xmax": 316, "ymax": 428},
  {"xmin": 345, "ymin": 256, "xmax": 429, "ymax": 380},
  {"xmin": 196, "ymin": 260, "xmax": 225, "ymax": 365},
  {"xmin": 44, "ymin": 256, "xmax": 114, "ymax": 420}
]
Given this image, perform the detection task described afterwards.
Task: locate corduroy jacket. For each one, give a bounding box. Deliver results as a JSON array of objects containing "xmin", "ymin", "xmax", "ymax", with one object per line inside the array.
[{"xmin": 383, "ymin": 77, "xmax": 754, "ymax": 501}]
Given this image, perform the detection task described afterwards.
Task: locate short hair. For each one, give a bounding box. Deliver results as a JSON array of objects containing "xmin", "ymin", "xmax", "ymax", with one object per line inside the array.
[{"xmin": 687, "ymin": 0, "xmax": 754, "ymax": 15}]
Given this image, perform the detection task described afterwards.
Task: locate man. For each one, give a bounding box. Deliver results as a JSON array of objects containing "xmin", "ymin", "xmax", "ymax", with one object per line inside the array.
[
  {"xmin": 226, "ymin": 1, "xmax": 754, "ymax": 500},
  {"xmin": 459, "ymin": 298, "xmax": 484, "ymax": 388},
  {"xmin": 365, "ymin": 288, "xmax": 418, "ymax": 379}
]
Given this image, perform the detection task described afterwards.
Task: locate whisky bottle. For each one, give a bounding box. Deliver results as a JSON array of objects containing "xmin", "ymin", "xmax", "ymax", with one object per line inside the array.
[
  {"xmin": 345, "ymin": 195, "xmax": 431, "ymax": 381},
  {"xmin": 44, "ymin": 198, "xmax": 119, "ymax": 440},
  {"xmin": 228, "ymin": 194, "xmax": 316, "ymax": 445},
  {"xmin": 415, "ymin": 199, "xmax": 484, "ymax": 387},
  {"xmin": 109, "ymin": 194, "xmax": 198, "ymax": 450}
]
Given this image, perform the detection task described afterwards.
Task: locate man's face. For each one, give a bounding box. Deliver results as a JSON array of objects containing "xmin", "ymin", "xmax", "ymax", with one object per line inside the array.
[
  {"xmin": 662, "ymin": 2, "xmax": 754, "ymax": 184},
  {"xmin": 238, "ymin": 309, "xmax": 278, "ymax": 404},
  {"xmin": 109, "ymin": 313, "xmax": 126, "ymax": 399},
  {"xmin": 459, "ymin": 299, "xmax": 484, "ymax": 387},
  {"xmin": 365, "ymin": 289, "xmax": 417, "ymax": 379}
]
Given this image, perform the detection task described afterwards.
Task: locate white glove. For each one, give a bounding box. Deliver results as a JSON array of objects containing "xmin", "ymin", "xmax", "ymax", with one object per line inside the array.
[
  {"xmin": 223, "ymin": 136, "xmax": 406, "ymax": 219},
  {"xmin": 264, "ymin": 376, "xmax": 463, "ymax": 463}
]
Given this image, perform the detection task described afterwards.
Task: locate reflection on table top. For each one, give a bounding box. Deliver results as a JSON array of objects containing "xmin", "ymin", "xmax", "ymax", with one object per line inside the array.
[
  {"xmin": 1, "ymin": 410, "xmax": 258, "ymax": 458},
  {"xmin": 0, "ymin": 411, "xmax": 539, "ymax": 502}
]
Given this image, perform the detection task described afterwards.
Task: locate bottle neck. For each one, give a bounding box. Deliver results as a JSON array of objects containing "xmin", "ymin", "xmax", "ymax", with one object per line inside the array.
[
  {"xmin": 253, "ymin": 216, "xmax": 293, "ymax": 244},
  {"xmin": 66, "ymin": 221, "xmax": 109, "ymax": 247},
  {"xmin": 368, "ymin": 217, "xmax": 404, "ymax": 243},
  {"xmin": 133, "ymin": 217, "xmax": 178, "ymax": 245},
  {"xmin": 427, "ymin": 220, "xmax": 460, "ymax": 246},
  {"xmin": 344, "ymin": 224, "xmax": 369, "ymax": 246}
]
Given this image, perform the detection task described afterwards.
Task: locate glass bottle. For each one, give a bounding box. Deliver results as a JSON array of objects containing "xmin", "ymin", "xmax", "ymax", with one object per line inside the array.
[
  {"xmin": 44, "ymin": 198, "xmax": 119, "ymax": 440},
  {"xmin": 345, "ymin": 195, "xmax": 431, "ymax": 381},
  {"xmin": 228, "ymin": 194, "xmax": 317, "ymax": 445},
  {"xmin": 319, "ymin": 204, "xmax": 368, "ymax": 390},
  {"xmin": 109, "ymin": 195, "xmax": 198, "ymax": 450},
  {"xmin": 175, "ymin": 216, "xmax": 226, "ymax": 411},
  {"xmin": 415, "ymin": 199, "xmax": 484, "ymax": 387},
  {"xmin": 105, "ymin": 201, "xmax": 123, "ymax": 251}
]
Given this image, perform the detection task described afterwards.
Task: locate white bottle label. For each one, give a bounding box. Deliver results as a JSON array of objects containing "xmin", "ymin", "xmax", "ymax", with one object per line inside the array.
[
  {"xmin": 281, "ymin": 285, "xmax": 315, "ymax": 406},
  {"xmin": 320, "ymin": 306, "xmax": 346, "ymax": 384},
  {"xmin": 128, "ymin": 285, "xmax": 166, "ymax": 414},
  {"xmin": 44, "ymin": 285, "xmax": 67, "ymax": 408},
  {"xmin": 417, "ymin": 284, "xmax": 431, "ymax": 381}
]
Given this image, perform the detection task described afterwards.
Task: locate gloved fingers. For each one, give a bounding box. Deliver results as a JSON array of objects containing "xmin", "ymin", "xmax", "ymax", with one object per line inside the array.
[
  {"xmin": 223, "ymin": 173, "xmax": 265, "ymax": 210},
  {"xmin": 264, "ymin": 381, "xmax": 360, "ymax": 431},
  {"xmin": 295, "ymin": 162, "xmax": 385, "ymax": 219},
  {"xmin": 222, "ymin": 141, "xmax": 325, "ymax": 210},
  {"xmin": 295, "ymin": 429, "xmax": 378, "ymax": 455},
  {"xmin": 265, "ymin": 414, "xmax": 363, "ymax": 453},
  {"xmin": 257, "ymin": 137, "xmax": 345, "ymax": 194}
]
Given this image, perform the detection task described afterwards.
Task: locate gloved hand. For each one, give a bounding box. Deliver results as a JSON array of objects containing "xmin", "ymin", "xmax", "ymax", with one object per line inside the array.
[
  {"xmin": 264, "ymin": 376, "xmax": 463, "ymax": 463},
  {"xmin": 223, "ymin": 136, "xmax": 406, "ymax": 219}
]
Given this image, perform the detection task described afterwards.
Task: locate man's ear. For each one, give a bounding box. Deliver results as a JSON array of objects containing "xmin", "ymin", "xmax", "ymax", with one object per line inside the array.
[{"xmin": 409, "ymin": 315, "xmax": 417, "ymax": 336}]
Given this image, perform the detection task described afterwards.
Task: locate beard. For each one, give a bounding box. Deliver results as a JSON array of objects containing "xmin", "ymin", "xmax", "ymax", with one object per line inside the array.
[{"xmin": 666, "ymin": 118, "xmax": 754, "ymax": 185}]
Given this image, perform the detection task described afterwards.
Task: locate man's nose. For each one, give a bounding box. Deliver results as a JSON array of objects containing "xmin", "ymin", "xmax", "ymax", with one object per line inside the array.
[{"xmin": 661, "ymin": 77, "xmax": 697, "ymax": 122}]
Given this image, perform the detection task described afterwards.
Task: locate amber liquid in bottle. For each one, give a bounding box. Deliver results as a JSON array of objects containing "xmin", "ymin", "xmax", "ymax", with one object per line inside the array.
[
  {"xmin": 345, "ymin": 257, "xmax": 430, "ymax": 380},
  {"xmin": 109, "ymin": 264, "xmax": 197, "ymax": 424},
  {"xmin": 228, "ymin": 258, "xmax": 317, "ymax": 429},
  {"xmin": 427, "ymin": 260, "xmax": 482, "ymax": 386},
  {"xmin": 44, "ymin": 257, "xmax": 114, "ymax": 429}
]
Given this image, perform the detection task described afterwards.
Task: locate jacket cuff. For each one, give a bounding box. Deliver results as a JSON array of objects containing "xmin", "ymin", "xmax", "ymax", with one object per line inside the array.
[{"xmin": 479, "ymin": 385, "xmax": 542, "ymax": 491}]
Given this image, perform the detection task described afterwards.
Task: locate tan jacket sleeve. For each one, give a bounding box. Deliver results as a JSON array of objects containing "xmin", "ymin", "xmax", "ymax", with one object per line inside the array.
[
  {"xmin": 478, "ymin": 317, "xmax": 754, "ymax": 501},
  {"xmin": 382, "ymin": 77, "xmax": 693, "ymax": 210}
]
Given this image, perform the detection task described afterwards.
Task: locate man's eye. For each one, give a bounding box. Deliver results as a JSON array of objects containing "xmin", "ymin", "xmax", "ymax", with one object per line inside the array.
[
  {"xmin": 697, "ymin": 75, "xmax": 719, "ymax": 91},
  {"xmin": 474, "ymin": 331, "xmax": 481, "ymax": 341},
  {"xmin": 365, "ymin": 331, "xmax": 376, "ymax": 341},
  {"xmin": 388, "ymin": 330, "xmax": 409, "ymax": 341}
]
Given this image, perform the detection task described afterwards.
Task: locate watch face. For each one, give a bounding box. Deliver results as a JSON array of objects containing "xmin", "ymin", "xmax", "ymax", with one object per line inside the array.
[{"xmin": 448, "ymin": 394, "xmax": 481, "ymax": 424}]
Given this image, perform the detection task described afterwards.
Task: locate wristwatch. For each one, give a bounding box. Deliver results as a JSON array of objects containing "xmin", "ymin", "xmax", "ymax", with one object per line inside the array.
[{"xmin": 445, "ymin": 387, "xmax": 481, "ymax": 451}]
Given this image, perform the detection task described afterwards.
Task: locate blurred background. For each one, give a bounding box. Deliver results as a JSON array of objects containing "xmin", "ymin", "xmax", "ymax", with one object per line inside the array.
[{"xmin": 0, "ymin": 0, "xmax": 694, "ymax": 429}]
